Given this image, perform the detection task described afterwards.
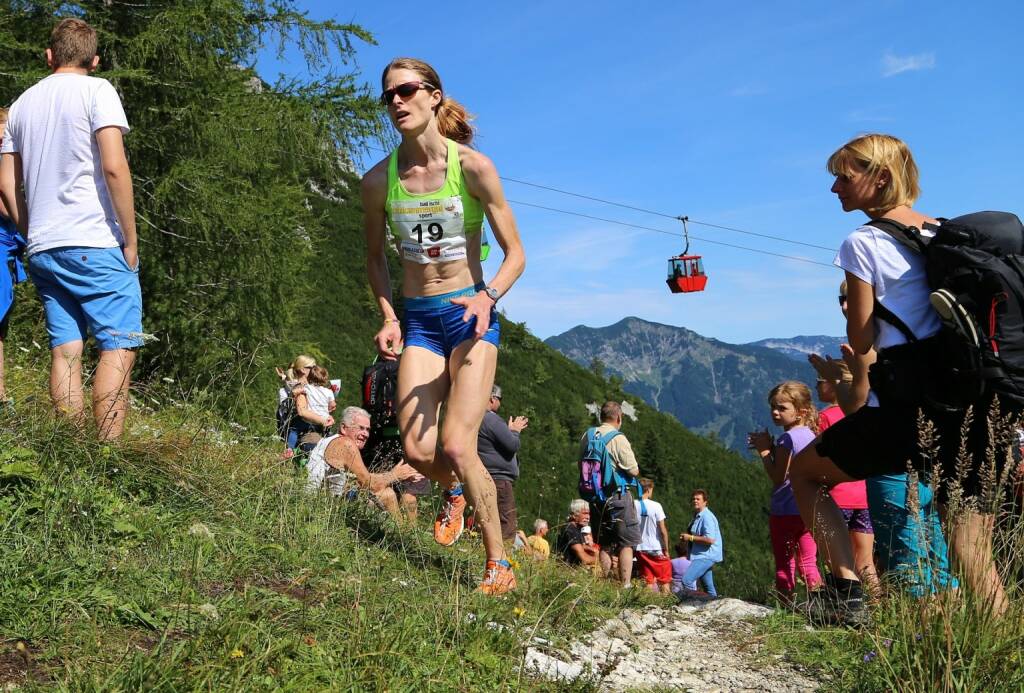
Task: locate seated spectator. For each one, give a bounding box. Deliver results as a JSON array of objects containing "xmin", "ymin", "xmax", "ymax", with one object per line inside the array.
[
  {"xmin": 294, "ymin": 364, "xmax": 337, "ymax": 453},
  {"xmin": 524, "ymin": 519, "xmax": 551, "ymax": 560},
  {"xmin": 305, "ymin": 406, "xmax": 418, "ymax": 516},
  {"xmin": 276, "ymin": 355, "xmax": 315, "ymax": 452},
  {"xmin": 670, "ymin": 541, "xmax": 693, "ymax": 595},
  {"xmin": 634, "ymin": 478, "xmax": 673, "ymax": 594},
  {"xmin": 555, "ymin": 499, "xmax": 598, "ymax": 567}
]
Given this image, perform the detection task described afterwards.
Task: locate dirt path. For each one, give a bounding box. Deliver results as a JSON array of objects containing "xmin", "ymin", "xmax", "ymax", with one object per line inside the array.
[{"xmin": 525, "ymin": 597, "xmax": 821, "ymax": 691}]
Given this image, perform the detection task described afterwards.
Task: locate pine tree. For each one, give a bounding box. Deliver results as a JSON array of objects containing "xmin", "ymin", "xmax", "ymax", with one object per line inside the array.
[{"xmin": 0, "ymin": 1, "xmax": 384, "ymax": 412}]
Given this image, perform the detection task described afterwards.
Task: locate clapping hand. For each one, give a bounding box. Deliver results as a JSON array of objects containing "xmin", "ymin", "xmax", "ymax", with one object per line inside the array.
[
  {"xmin": 747, "ymin": 429, "xmax": 774, "ymax": 455},
  {"xmin": 807, "ymin": 352, "xmax": 846, "ymax": 384},
  {"xmin": 508, "ymin": 415, "xmax": 529, "ymax": 433}
]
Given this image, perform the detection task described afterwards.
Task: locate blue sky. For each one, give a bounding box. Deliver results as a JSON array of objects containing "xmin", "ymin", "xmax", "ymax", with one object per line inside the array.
[{"xmin": 259, "ymin": 1, "xmax": 1023, "ymax": 345}]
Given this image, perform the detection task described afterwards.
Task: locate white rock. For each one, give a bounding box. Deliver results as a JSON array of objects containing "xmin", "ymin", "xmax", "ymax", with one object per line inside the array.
[{"xmin": 524, "ymin": 648, "xmax": 584, "ymax": 681}]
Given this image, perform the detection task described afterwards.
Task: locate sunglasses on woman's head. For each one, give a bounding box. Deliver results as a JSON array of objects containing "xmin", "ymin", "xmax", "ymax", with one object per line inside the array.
[{"xmin": 380, "ymin": 80, "xmax": 435, "ymax": 106}]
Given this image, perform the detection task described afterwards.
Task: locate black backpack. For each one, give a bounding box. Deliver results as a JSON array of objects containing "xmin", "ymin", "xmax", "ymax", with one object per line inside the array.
[
  {"xmin": 866, "ymin": 211, "xmax": 1024, "ymax": 414},
  {"xmin": 361, "ymin": 358, "xmax": 401, "ymax": 464}
]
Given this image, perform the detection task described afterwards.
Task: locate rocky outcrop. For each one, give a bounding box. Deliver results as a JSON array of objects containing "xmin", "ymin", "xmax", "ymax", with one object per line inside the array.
[{"xmin": 525, "ymin": 597, "xmax": 820, "ymax": 691}]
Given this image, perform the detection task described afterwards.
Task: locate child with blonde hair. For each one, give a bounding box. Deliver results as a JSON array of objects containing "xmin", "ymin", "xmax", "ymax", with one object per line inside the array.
[{"xmin": 749, "ymin": 381, "xmax": 823, "ymax": 605}]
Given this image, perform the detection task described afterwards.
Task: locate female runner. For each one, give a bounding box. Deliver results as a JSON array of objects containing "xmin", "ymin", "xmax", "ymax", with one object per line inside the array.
[{"xmin": 362, "ymin": 58, "xmax": 526, "ymax": 595}]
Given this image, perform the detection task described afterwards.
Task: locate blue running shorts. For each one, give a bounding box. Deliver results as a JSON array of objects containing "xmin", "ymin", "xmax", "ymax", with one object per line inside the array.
[
  {"xmin": 402, "ymin": 284, "xmax": 500, "ymax": 358},
  {"xmin": 28, "ymin": 246, "xmax": 145, "ymax": 350}
]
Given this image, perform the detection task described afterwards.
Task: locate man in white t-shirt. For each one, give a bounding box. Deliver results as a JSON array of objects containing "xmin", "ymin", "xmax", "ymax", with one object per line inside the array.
[
  {"xmin": 0, "ymin": 18, "xmax": 143, "ymax": 440},
  {"xmin": 634, "ymin": 477, "xmax": 672, "ymax": 594}
]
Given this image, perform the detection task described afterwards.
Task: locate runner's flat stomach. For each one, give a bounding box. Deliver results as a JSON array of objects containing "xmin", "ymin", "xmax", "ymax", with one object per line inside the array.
[{"xmin": 399, "ymin": 240, "xmax": 485, "ymax": 299}]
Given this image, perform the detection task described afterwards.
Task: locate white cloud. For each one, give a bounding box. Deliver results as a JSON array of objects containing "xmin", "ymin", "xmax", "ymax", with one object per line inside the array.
[{"xmin": 881, "ymin": 51, "xmax": 936, "ymax": 77}]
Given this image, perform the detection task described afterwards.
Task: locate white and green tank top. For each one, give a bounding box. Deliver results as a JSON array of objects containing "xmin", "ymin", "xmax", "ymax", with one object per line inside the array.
[{"xmin": 385, "ymin": 139, "xmax": 484, "ymax": 264}]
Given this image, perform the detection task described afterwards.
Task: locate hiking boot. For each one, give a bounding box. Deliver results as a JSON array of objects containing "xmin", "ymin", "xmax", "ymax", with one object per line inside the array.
[
  {"xmin": 805, "ymin": 576, "xmax": 868, "ymax": 628},
  {"xmin": 478, "ymin": 559, "xmax": 517, "ymax": 596},
  {"xmin": 433, "ymin": 486, "xmax": 466, "ymax": 546},
  {"xmin": 930, "ymin": 289, "xmax": 981, "ymax": 347}
]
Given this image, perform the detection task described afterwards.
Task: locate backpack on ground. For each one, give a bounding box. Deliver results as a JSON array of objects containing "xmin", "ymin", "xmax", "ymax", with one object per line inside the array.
[
  {"xmin": 361, "ymin": 357, "xmax": 400, "ymax": 456},
  {"xmin": 867, "ymin": 211, "xmax": 1024, "ymax": 414},
  {"xmin": 578, "ymin": 427, "xmax": 640, "ymax": 501}
]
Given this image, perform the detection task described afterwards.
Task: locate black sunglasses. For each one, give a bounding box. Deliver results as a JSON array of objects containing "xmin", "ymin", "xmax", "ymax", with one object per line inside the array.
[
  {"xmin": 838, "ymin": 295, "xmax": 847, "ymax": 304},
  {"xmin": 380, "ymin": 80, "xmax": 436, "ymax": 106}
]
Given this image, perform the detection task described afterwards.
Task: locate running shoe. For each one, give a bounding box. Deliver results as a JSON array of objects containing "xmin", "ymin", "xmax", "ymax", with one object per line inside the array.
[
  {"xmin": 930, "ymin": 289, "xmax": 981, "ymax": 347},
  {"xmin": 433, "ymin": 486, "xmax": 466, "ymax": 546},
  {"xmin": 478, "ymin": 559, "xmax": 517, "ymax": 596}
]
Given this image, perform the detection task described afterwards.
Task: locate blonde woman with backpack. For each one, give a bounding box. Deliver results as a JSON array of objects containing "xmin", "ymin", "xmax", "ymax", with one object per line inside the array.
[{"xmin": 790, "ymin": 134, "xmax": 1011, "ymax": 625}]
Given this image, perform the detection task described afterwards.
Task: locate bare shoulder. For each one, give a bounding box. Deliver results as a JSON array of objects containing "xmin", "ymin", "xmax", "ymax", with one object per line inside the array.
[
  {"xmin": 456, "ymin": 144, "xmax": 497, "ymax": 180},
  {"xmin": 360, "ymin": 156, "xmax": 390, "ymax": 199},
  {"xmin": 326, "ymin": 436, "xmax": 358, "ymax": 460}
]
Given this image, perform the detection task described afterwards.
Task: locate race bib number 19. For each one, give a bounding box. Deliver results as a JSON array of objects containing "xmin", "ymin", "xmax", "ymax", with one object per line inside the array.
[{"xmin": 390, "ymin": 195, "xmax": 468, "ymax": 264}]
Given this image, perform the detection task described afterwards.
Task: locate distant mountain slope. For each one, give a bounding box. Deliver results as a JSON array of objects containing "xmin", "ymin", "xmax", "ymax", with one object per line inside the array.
[
  {"xmin": 545, "ymin": 318, "xmax": 831, "ymax": 451},
  {"xmin": 747, "ymin": 335, "xmax": 845, "ymax": 362}
]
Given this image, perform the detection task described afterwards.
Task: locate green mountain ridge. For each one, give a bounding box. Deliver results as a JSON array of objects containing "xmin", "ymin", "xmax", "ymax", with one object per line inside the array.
[{"xmin": 545, "ymin": 317, "xmax": 823, "ymax": 451}]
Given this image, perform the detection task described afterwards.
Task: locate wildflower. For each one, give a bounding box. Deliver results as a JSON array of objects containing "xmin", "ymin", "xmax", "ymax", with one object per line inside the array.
[
  {"xmin": 882, "ymin": 638, "xmax": 893, "ymax": 649},
  {"xmin": 863, "ymin": 651, "xmax": 877, "ymax": 663},
  {"xmin": 512, "ymin": 607, "xmax": 525, "ymax": 618},
  {"xmin": 188, "ymin": 522, "xmax": 214, "ymax": 541},
  {"xmin": 915, "ymin": 633, "xmax": 923, "ymax": 642},
  {"xmin": 508, "ymin": 558, "xmax": 521, "ymax": 570},
  {"xmin": 230, "ymin": 648, "xmax": 244, "ymax": 659},
  {"xmin": 197, "ymin": 603, "xmax": 220, "ymax": 620}
]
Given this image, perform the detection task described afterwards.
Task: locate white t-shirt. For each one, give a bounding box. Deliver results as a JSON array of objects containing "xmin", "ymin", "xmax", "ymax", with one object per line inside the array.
[
  {"xmin": 1, "ymin": 73, "xmax": 130, "ymax": 256},
  {"xmin": 303, "ymin": 384, "xmax": 335, "ymax": 419},
  {"xmin": 635, "ymin": 498, "xmax": 667, "ymax": 553},
  {"xmin": 835, "ymin": 223, "xmax": 941, "ymax": 406}
]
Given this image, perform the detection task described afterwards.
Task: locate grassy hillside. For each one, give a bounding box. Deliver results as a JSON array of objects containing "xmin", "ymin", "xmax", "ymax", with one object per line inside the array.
[{"xmin": 0, "ymin": 354, "xmax": 646, "ymax": 689}]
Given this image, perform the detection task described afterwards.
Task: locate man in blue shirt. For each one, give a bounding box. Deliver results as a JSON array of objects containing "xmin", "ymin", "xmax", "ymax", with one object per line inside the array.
[{"xmin": 679, "ymin": 488, "xmax": 723, "ymax": 597}]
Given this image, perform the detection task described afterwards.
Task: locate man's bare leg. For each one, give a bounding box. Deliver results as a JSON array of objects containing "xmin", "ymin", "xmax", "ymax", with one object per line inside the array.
[
  {"xmin": 93, "ymin": 348, "xmax": 135, "ymax": 440},
  {"xmin": 618, "ymin": 546, "xmax": 634, "ymax": 587},
  {"xmin": 400, "ymin": 492, "xmax": 419, "ymax": 522},
  {"xmin": 50, "ymin": 341, "xmax": 86, "ymax": 426}
]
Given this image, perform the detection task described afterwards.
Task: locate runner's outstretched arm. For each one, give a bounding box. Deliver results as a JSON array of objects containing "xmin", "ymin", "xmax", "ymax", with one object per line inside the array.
[{"xmin": 362, "ymin": 161, "xmax": 402, "ymax": 359}]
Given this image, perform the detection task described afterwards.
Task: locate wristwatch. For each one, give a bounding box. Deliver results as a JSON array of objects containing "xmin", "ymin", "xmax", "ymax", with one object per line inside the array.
[{"xmin": 484, "ymin": 286, "xmax": 500, "ymax": 303}]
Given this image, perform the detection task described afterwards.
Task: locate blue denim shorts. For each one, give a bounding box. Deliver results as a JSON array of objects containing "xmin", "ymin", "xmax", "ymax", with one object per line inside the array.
[
  {"xmin": 402, "ymin": 284, "xmax": 499, "ymax": 358},
  {"xmin": 28, "ymin": 246, "xmax": 144, "ymax": 350}
]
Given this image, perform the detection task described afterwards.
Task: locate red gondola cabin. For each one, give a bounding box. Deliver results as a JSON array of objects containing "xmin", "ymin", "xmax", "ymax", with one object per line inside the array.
[{"xmin": 666, "ymin": 255, "xmax": 707, "ymax": 293}]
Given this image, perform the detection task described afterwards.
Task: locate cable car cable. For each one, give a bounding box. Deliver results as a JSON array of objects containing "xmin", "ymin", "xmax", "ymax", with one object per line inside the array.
[
  {"xmin": 500, "ymin": 177, "xmax": 839, "ymax": 252},
  {"xmin": 506, "ymin": 199, "xmax": 836, "ymax": 268}
]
